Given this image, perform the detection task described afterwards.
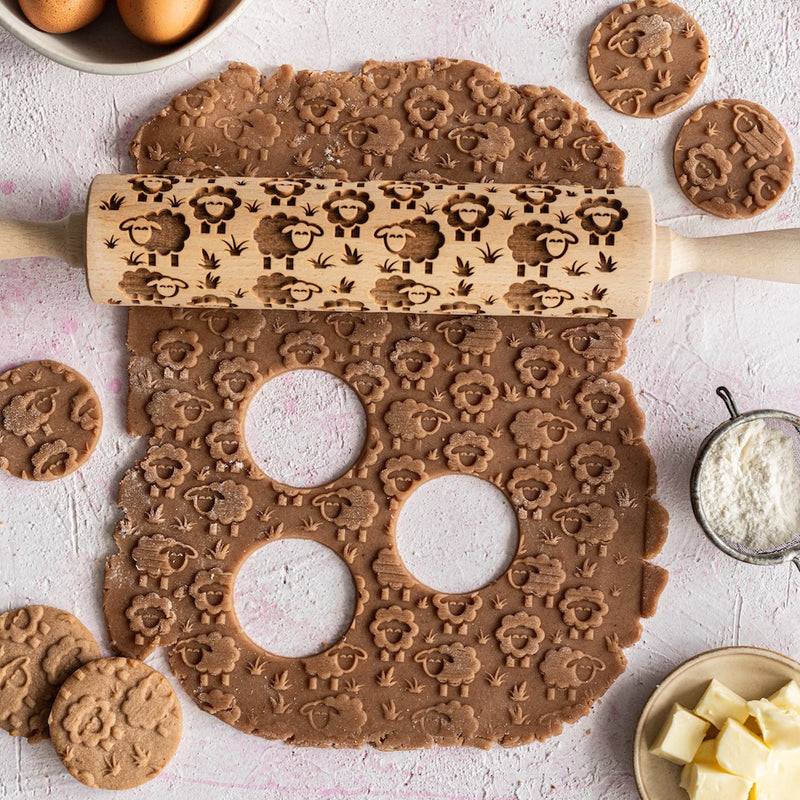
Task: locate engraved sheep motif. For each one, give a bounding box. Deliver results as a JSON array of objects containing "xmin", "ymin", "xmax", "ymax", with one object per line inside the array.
[
  {"xmin": 2, "ymin": 386, "xmax": 59, "ymax": 445},
  {"xmin": 374, "ymin": 218, "xmax": 445, "ymax": 275},
  {"xmin": 560, "ymin": 322, "xmax": 625, "ymax": 372},
  {"xmin": 253, "ymin": 213, "xmax": 324, "ymax": 270},
  {"xmin": 514, "ymin": 344, "xmax": 564, "ymax": 398},
  {"xmin": 447, "ymin": 122, "xmax": 515, "ymax": 174},
  {"xmin": 131, "ymin": 533, "xmax": 198, "ymax": 589},
  {"xmin": 404, "ymin": 85, "xmax": 454, "ymax": 139},
  {"xmin": 252, "ymin": 273, "xmax": 323, "ymax": 308},
  {"xmin": 140, "ymin": 442, "xmax": 192, "ymax": 498},
  {"xmin": 507, "ymin": 465, "xmax": 557, "ymax": 520},
  {"xmin": 608, "ymin": 14, "xmax": 673, "ymax": 71},
  {"xmin": 441, "ymin": 193, "xmax": 494, "ymax": 242},
  {"xmin": 127, "ymin": 175, "xmax": 178, "ymax": 202},
  {"xmin": 213, "ymin": 108, "xmax": 281, "ymax": 161},
  {"xmin": 370, "ymin": 606, "xmax": 419, "ymax": 661},
  {"xmin": 299, "ymin": 694, "xmax": 367, "ymax": 736},
  {"xmin": 466, "ymin": 65, "xmax": 512, "ymax": 116},
  {"xmin": 199, "ymin": 309, "xmax": 266, "ymax": 354},
  {"xmin": 119, "ymin": 210, "xmax": 190, "ymax": 266},
  {"xmin": 171, "ymin": 80, "xmax": 221, "ymax": 127},
  {"xmin": 118, "ymin": 267, "xmax": 189, "ymax": 304},
  {"xmin": 495, "ymin": 611, "xmax": 545, "ymax": 667},
  {"xmin": 528, "ymin": 92, "xmax": 579, "ymax": 149},
  {"xmin": 559, "ymin": 586, "xmax": 609, "ymax": 640},
  {"xmin": 145, "ymin": 389, "xmax": 214, "ymax": 441},
  {"xmin": 205, "ymin": 419, "xmax": 252, "ymax": 474},
  {"xmin": 30, "ymin": 440, "xmax": 79, "ymax": 480},
  {"xmin": 379, "ymin": 455, "xmax": 427, "ymax": 508},
  {"xmin": 570, "ymin": 441, "xmax": 620, "ymax": 495},
  {"xmin": 731, "ymin": 102, "xmax": 787, "ymax": 163},
  {"xmin": 507, "ymin": 554, "xmax": 566, "ymax": 608},
  {"xmin": 575, "ymin": 377, "xmax": 625, "ymax": 431},
  {"xmin": 0, "ymin": 606, "xmax": 45, "ymax": 646},
  {"xmin": 503, "ymin": 280, "xmax": 574, "ymax": 314},
  {"xmin": 295, "ymin": 81, "xmax": 345, "ymax": 134},
  {"xmin": 260, "ymin": 178, "xmax": 310, "ymax": 206},
  {"xmin": 370, "ymin": 275, "xmax": 441, "ymax": 310},
  {"xmin": 213, "ymin": 357, "xmax": 261, "ymax": 408},
  {"xmin": 339, "ymin": 116, "xmax": 406, "ymax": 169},
  {"xmin": 152, "ymin": 327, "xmax": 203, "ymax": 380},
  {"xmin": 311, "ymin": 486, "xmax": 380, "ymax": 542},
  {"xmin": 575, "ymin": 196, "xmax": 628, "ymax": 246},
  {"xmin": 183, "ymin": 480, "xmax": 253, "ymax": 536},
  {"xmin": 374, "ymin": 546, "xmax": 417, "ymax": 603},
  {"xmin": 432, "ymin": 594, "xmax": 483, "ymax": 636},
  {"xmin": 551, "ymin": 502, "xmax": 618, "ymax": 556},
  {"xmin": 189, "ymin": 185, "xmax": 241, "ymax": 234},
  {"xmin": 509, "ymin": 408, "xmax": 577, "ymax": 461},
  {"xmin": 278, "ymin": 330, "xmax": 329, "ymax": 368},
  {"xmin": 443, "ymin": 430, "xmax": 493, "ymax": 474},
  {"xmin": 510, "ymin": 185, "xmax": 560, "ymax": 214},
  {"xmin": 360, "ymin": 60, "xmax": 408, "ymax": 107},
  {"xmin": 189, "ymin": 567, "xmax": 234, "ymax": 624},
  {"xmin": 171, "ymin": 631, "xmax": 240, "ymax": 686},
  {"xmin": 70, "ymin": 389, "xmax": 101, "ymax": 432},
  {"xmin": 41, "ymin": 633, "xmax": 96, "ymax": 686},
  {"xmin": 538, "ymin": 646, "xmax": 605, "ymax": 700},
  {"xmin": 302, "ymin": 642, "xmax": 368, "ymax": 690},
  {"xmin": 389, "ymin": 338, "xmax": 440, "ymax": 390},
  {"xmin": 448, "ymin": 369, "xmax": 498, "ymax": 423},
  {"xmin": 384, "ymin": 398, "xmax": 450, "ymax": 449},
  {"xmin": 325, "ymin": 312, "xmax": 392, "ymax": 358},
  {"xmin": 414, "ymin": 643, "xmax": 481, "ymax": 697},
  {"xmin": 125, "ymin": 593, "xmax": 176, "ymax": 647},
  {"xmin": 343, "ymin": 361, "xmax": 389, "ymax": 412},
  {"xmin": 572, "ymin": 138, "xmax": 625, "ymax": 183},
  {"xmin": 0, "ymin": 655, "xmax": 31, "ymax": 728},
  {"xmin": 379, "ymin": 181, "xmax": 428, "ymax": 209},
  {"xmin": 321, "ymin": 189, "xmax": 375, "ymax": 237},
  {"xmin": 507, "ymin": 220, "xmax": 579, "ymax": 278},
  {"xmin": 410, "ymin": 701, "xmax": 479, "ymax": 746},
  {"xmin": 434, "ymin": 317, "xmax": 501, "ymax": 366}
]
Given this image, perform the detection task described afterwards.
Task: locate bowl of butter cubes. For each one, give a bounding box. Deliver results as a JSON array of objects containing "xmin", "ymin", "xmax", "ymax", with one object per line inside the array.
[{"xmin": 634, "ymin": 646, "xmax": 800, "ymax": 800}]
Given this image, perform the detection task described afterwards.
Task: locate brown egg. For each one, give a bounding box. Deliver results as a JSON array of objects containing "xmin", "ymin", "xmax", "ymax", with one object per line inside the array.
[
  {"xmin": 19, "ymin": 0, "xmax": 107, "ymax": 33},
  {"xmin": 116, "ymin": 0, "xmax": 213, "ymax": 46}
]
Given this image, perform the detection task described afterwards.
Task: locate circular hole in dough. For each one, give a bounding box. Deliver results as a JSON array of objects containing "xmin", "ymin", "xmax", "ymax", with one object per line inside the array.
[
  {"xmin": 394, "ymin": 474, "xmax": 519, "ymax": 594},
  {"xmin": 234, "ymin": 538, "xmax": 356, "ymax": 657},
  {"xmin": 245, "ymin": 369, "xmax": 367, "ymax": 488}
]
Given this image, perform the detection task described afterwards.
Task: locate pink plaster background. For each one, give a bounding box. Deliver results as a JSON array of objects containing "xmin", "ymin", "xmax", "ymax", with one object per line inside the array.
[{"xmin": 1, "ymin": 1, "xmax": 799, "ymax": 797}]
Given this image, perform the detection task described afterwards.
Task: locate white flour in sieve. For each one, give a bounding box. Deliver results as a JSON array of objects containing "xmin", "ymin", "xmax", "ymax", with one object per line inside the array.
[{"xmin": 698, "ymin": 418, "xmax": 800, "ymax": 551}]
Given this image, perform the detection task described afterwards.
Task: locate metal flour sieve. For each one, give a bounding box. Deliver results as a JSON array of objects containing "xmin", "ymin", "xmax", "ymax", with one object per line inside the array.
[{"xmin": 690, "ymin": 387, "xmax": 800, "ymax": 571}]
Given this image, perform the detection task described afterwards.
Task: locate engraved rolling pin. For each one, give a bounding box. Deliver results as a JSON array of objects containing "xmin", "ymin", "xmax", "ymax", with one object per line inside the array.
[{"xmin": 1, "ymin": 174, "xmax": 798, "ymax": 317}]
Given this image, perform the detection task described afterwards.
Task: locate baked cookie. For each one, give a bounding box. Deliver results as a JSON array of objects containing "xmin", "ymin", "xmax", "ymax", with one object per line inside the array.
[
  {"xmin": 0, "ymin": 361, "xmax": 102, "ymax": 481},
  {"xmin": 49, "ymin": 657, "xmax": 182, "ymax": 790},
  {"xmin": 588, "ymin": 0, "xmax": 708, "ymax": 118},
  {"xmin": 0, "ymin": 605, "xmax": 100, "ymax": 743},
  {"xmin": 673, "ymin": 99, "xmax": 794, "ymax": 218}
]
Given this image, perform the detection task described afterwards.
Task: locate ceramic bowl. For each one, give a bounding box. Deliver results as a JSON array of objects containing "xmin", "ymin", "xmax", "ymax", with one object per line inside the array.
[
  {"xmin": 0, "ymin": 0, "xmax": 250, "ymax": 74},
  {"xmin": 633, "ymin": 646, "xmax": 800, "ymax": 800}
]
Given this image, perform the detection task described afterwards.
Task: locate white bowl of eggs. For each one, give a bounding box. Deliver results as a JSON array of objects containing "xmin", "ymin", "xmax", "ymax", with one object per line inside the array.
[{"xmin": 0, "ymin": 0, "xmax": 251, "ymax": 74}]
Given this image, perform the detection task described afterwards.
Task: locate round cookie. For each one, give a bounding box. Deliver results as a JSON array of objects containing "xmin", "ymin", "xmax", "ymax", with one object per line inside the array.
[
  {"xmin": 0, "ymin": 605, "xmax": 100, "ymax": 743},
  {"xmin": 587, "ymin": 0, "xmax": 708, "ymax": 118},
  {"xmin": 49, "ymin": 657, "xmax": 182, "ymax": 790},
  {"xmin": 0, "ymin": 360, "xmax": 102, "ymax": 481},
  {"xmin": 673, "ymin": 99, "xmax": 794, "ymax": 218}
]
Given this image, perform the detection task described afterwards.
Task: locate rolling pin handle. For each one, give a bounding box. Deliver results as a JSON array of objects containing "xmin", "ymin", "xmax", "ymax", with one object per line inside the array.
[{"xmin": 0, "ymin": 213, "xmax": 86, "ymax": 269}]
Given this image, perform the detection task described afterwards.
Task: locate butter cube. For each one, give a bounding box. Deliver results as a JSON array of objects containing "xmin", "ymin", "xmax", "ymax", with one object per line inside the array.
[
  {"xmin": 694, "ymin": 678, "xmax": 750, "ymax": 728},
  {"xmin": 683, "ymin": 762, "xmax": 752, "ymax": 800},
  {"xmin": 715, "ymin": 718, "xmax": 771, "ymax": 780},
  {"xmin": 680, "ymin": 740, "xmax": 719, "ymax": 790},
  {"xmin": 650, "ymin": 703, "xmax": 710, "ymax": 765},
  {"xmin": 748, "ymin": 699, "xmax": 800, "ymax": 750},
  {"xmin": 752, "ymin": 749, "xmax": 800, "ymax": 800},
  {"xmin": 768, "ymin": 680, "xmax": 800, "ymax": 715}
]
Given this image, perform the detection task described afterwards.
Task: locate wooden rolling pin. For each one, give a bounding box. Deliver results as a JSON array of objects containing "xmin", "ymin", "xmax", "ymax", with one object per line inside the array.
[{"xmin": 1, "ymin": 175, "xmax": 798, "ymax": 317}]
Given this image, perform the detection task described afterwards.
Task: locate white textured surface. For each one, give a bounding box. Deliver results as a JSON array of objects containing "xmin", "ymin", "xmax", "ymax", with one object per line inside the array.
[{"xmin": 1, "ymin": 1, "xmax": 799, "ymax": 797}]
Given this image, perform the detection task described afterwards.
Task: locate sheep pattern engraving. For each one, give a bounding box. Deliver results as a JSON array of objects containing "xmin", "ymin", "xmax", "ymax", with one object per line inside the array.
[{"xmin": 105, "ymin": 57, "xmax": 667, "ymax": 749}]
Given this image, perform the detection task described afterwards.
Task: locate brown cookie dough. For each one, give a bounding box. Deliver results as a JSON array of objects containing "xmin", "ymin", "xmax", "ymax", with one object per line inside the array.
[
  {"xmin": 0, "ymin": 605, "xmax": 100, "ymax": 743},
  {"xmin": 673, "ymin": 99, "xmax": 794, "ymax": 218},
  {"xmin": 588, "ymin": 0, "xmax": 708, "ymax": 118},
  {"xmin": 0, "ymin": 361, "xmax": 102, "ymax": 481},
  {"xmin": 107, "ymin": 59, "xmax": 668, "ymax": 749},
  {"xmin": 49, "ymin": 657, "xmax": 182, "ymax": 790}
]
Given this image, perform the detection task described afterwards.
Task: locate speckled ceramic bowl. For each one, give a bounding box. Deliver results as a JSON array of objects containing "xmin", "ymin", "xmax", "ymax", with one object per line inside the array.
[
  {"xmin": 633, "ymin": 646, "xmax": 800, "ymax": 800},
  {"xmin": 0, "ymin": 0, "xmax": 251, "ymax": 74}
]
